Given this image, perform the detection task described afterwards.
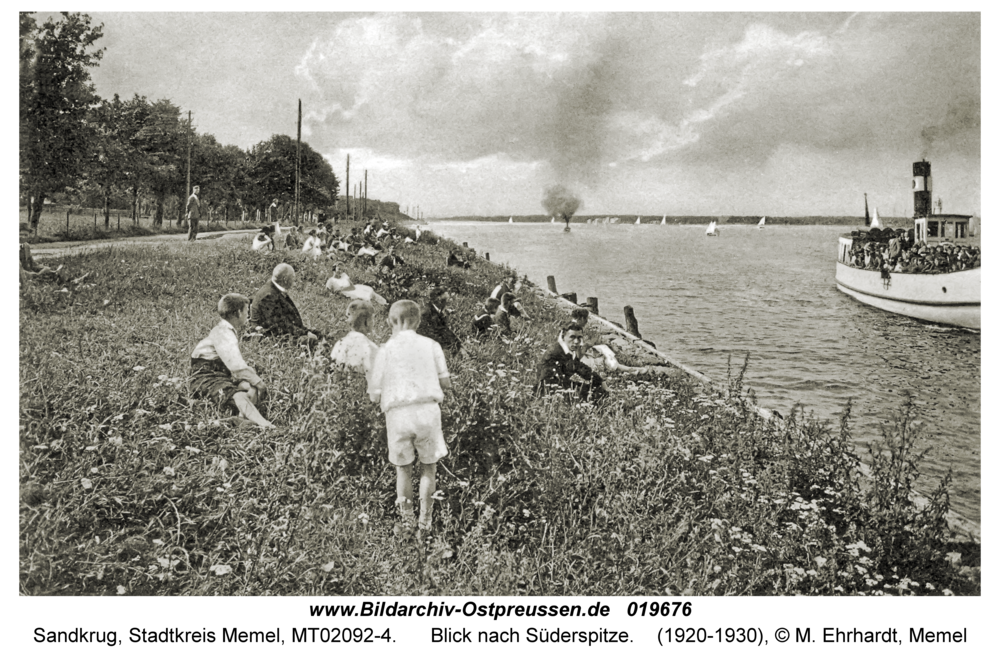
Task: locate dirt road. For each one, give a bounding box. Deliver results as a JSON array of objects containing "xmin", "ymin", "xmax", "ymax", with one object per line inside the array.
[{"xmin": 28, "ymin": 228, "xmax": 256, "ymax": 259}]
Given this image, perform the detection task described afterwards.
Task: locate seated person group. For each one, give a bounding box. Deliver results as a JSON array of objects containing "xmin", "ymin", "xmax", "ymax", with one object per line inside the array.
[{"xmin": 190, "ymin": 249, "xmax": 658, "ymax": 532}]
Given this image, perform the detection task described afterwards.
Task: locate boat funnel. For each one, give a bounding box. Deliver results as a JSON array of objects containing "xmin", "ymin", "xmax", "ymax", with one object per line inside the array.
[{"xmin": 913, "ymin": 160, "xmax": 933, "ymax": 219}]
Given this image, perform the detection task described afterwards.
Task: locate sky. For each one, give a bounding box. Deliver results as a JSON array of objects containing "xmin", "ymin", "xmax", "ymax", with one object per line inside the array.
[{"xmin": 63, "ymin": 11, "xmax": 983, "ymax": 218}]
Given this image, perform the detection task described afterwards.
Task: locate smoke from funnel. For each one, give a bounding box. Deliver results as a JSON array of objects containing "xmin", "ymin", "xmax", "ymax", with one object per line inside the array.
[
  {"xmin": 921, "ymin": 95, "xmax": 980, "ymax": 158},
  {"xmin": 542, "ymin": 184, "xmax": 582, "ymax": 222}
]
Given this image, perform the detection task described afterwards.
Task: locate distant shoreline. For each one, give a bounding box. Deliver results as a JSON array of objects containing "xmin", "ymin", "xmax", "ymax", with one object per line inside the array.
[{"xmin": 428, "ymin": 215, "xmax": 909, "ymax": 226}]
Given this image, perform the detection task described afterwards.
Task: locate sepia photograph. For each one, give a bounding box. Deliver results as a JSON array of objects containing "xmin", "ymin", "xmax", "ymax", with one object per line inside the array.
[{"xmin": 18, "ymin": 7, "xmax": 983, "ymax": 638}]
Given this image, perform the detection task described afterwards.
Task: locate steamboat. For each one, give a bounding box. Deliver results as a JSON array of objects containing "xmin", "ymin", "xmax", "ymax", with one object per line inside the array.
[{"xmin": 835, "ymin": 160, "xmax": 980, "ymax": 329}]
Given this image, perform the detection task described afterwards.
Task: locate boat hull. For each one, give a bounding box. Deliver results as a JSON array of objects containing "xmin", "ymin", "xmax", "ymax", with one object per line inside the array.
[{"xmin": 835, "ymin": 262, "xmax": 980, "ymax": 329}]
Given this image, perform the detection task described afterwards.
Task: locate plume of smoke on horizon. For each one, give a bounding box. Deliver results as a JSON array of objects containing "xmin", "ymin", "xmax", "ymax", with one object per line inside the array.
[
  {"xmin": 542, "ymin": 184, "xmax": 582, "ymax": 221},
  {"xmin": 921, "ymin": 95, "xmax": 980, "ymax": 159}
]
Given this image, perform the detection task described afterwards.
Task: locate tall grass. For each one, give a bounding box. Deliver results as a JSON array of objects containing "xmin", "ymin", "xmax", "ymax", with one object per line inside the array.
[{"xmin": 19, "ymin": 227, "xmax": 979, "ymax": 595}]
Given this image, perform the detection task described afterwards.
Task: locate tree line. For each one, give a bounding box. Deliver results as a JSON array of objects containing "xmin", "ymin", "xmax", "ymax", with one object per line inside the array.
[{"xmin": 19, "ymin": 12, "xmax": 340, "ymax": 233}]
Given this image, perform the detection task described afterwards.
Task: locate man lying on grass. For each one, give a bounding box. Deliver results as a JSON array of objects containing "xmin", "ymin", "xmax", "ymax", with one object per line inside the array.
[{"xmin": 190, "ymin": 293, "xmax": 275, "ymax": 429}]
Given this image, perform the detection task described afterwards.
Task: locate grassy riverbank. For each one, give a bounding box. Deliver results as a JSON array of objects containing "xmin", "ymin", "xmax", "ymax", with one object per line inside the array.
[{"xmin": 19, "ymin": 221, "xmax": 979, "ymax": 595}]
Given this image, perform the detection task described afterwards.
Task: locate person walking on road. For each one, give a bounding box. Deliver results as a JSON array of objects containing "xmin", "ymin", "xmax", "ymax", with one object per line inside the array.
[{"xmin": 186, "ymin": 185, "xmax": 202, "ymax": 241}]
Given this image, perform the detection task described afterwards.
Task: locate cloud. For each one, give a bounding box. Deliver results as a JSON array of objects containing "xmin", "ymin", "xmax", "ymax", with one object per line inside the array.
[{"xmin": 292, "ymin": 13, "xmax": 977, "ymax": 215}]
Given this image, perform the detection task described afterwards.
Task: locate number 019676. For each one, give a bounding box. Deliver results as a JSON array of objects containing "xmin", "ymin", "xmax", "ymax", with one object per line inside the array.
[{"xmin": 626, "ymin": 602, "xmax": 692, "ymax": 617}]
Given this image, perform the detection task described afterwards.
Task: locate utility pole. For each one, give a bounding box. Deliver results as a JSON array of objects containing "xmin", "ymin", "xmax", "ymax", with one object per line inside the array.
[
  {"xmin": 294, "ymin": 99, "xmax": 301, "ymax": 225},
  {"xmin": 364, "ymin": 169, "xmax": 368, "ymax": 219},
  {"xmin": 185, "ymin": 110, "xmax": 192, "ymax": 227},
  {"xmin": 345, "ymin": 154, "xmax": 350, "ymax": 219}
]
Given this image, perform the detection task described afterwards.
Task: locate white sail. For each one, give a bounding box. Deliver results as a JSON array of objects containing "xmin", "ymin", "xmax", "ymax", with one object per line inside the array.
[
  {"xmin": 706, "ymin": 220, "xmax": 717, "ymax": 235},
  {"xmin": 508, "ymin": 216, "xmax": 513, "ymax": 224},
  {"xmin": 757, "ymin": 216, "xmax": 766, "ymax": 229},
  {"xmin": 635, "ymin": 216, "xmax": 641, "ymax": 225},
  {"xmin": 661, "ymin": 215, "xmax": 666, "ymax": 225},
  {"xmin": 871, "ymin": 207, "xmax": 881, "ymax": 228},
  {"xmin": 551, "ymin": 216, "xmax": 555, "ymax": 223}
]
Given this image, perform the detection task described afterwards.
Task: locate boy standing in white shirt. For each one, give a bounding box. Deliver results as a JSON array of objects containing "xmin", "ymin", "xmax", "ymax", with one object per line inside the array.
[
  {"xmin": 330, "ymin": 300, "xmax": 379, "ymax": 384},
  {"xmin": 368, "ymin": 300, "xmax": 452, "ymax": 534}
]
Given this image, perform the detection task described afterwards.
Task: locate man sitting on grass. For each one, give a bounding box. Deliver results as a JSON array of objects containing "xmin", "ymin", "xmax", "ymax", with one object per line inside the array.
[
  {"xmin": 534, "ymin": 322, "xmax": 608, "ymax": 404},
  {"xmin": 472, "ymin": 297, "xmax": 500, "ymax": 335},
  {"xmin": 250, "ymin": 263, "xmax": 322, "ymax": 345},
  {"xmin": 330, "ymin": 300, "xmax": 380, "ymax": 385},
  {"xmin": 190, "ymin": 293, "xmax": 274, "ymax": 428},
  {"xmin": 492, "ymin": 292, "xmax": 522, "ymax": 335},
  {"xmin": 418, "ymin": 287, "xmax": 462, "ymax": 356}
]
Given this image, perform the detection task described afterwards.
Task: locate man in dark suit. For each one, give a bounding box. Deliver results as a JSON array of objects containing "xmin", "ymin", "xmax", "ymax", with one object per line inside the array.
[
  {"xmin": 418, "ymin": 287, "xmax": 462, "ymax": 355},
  {"xmin": 534, "ymin": 322, "xmax": 608, "ymax": 403},
  {"xmin": 249, "ymin": 263, "xmax": 322, "ymax": 344},
  {"xmin": 186, "ymin": 185, "xmax": 201, "ymax": 241}
]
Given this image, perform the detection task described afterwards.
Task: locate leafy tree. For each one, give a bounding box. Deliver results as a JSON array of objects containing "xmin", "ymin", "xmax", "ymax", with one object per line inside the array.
[
  {"xmin": 194, "ymin": 144, "xmax": 256, "ymax": 225},
  {"xmin": 135, "ymin": 99, "xmax": 186, "ymax": 226},
  {"xmin": 245, "ymin": 135, "xmax": 339, "ymax": 222},
  {"xmin": 20, "ymin": 12, "xmax": 104, "ymax": 232},
  {"xmin": 88, "ymin": 93, "xmax": 150, "ymax": 228}
]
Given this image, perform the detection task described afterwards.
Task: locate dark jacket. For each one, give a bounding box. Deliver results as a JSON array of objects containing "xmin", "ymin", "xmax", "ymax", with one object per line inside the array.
[
  {"xmin": 492, "ymin": 307, "xmax": 511, "ymax": 335},
  {"xmin": 418, "ymin": 303, "xmax": 462, "ymax": 354},
  {"xmin": 472, "ymin": 309, "xmax": 494, "ymax": 335},
  {"xmin": 186, "ymin": 193, "xmax": 201, "ymax": 220},
  {"xmin": 250, "ymin": 279, "xmax": 313, "ymax": 339},
  {"xmin": 534, "ymin": 342, "xmax": 605, "ymax": 401}
]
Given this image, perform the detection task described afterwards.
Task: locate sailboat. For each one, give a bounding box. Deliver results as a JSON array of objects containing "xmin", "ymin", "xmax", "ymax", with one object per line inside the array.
[
  {"xmin": 550, "ymin": 216, "xmax": 555, "ymax": 224},
  {"xmin": 757, "ymin": 216, "xmax": 766, "ymax": 230},
  {"xmin": 508, "ymin": 216, "xmax": 513, "ymax": 224},
  {"xmin": 706, "ymin": 220, "xmax": 719, "ymax": 236},
  {"xmin": 661, "ymin": 215, "xmax": 666, "ymax": 225},
  {"xmin": 634, "ymin": 216, "xmax": 641, "ymax": 225}
]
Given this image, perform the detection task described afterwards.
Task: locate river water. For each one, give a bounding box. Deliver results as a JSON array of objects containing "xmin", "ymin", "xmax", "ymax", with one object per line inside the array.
[{"xmin": 429, "ymin": 221, "xmax": 981, "ymax": 522}]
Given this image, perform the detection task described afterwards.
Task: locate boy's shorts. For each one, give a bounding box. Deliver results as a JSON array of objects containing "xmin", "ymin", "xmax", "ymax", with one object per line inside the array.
[
  {"xmin": 385, "ymin": 402, "xmax": 447, "ymax": 466},
  {"xmin": 189, "ymin": 357, "xmax": 240, "ymax": 415}
]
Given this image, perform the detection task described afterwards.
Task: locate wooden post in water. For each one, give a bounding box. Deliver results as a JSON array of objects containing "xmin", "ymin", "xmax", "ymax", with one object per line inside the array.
[
  {"xmin": 485, "ymin": 252, "xmax": 490, "ymax": 261},
  {"xmin": 587, "ymin": 297, "xmax": 600, "ymax": 316},
  {"xmin": 624, "ymin": 305, "xmax": 641, "ymax": 338},
  {"xmin": 462, "ymin": 242, "xmax": 468, "ymax": 248},
  {"xmin": 547, "ymin": 276, "xmax": 558, "ymax": 294},
  {"xmin": 561, "ymin": 293, "xmax": 578, "ymax": 304}
]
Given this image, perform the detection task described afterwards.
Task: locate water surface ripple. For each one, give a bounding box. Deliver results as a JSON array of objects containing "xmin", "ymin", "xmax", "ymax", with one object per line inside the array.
[{"xmin": 431, "ymin": 222, "xmax": 981, "ymax": 521}]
